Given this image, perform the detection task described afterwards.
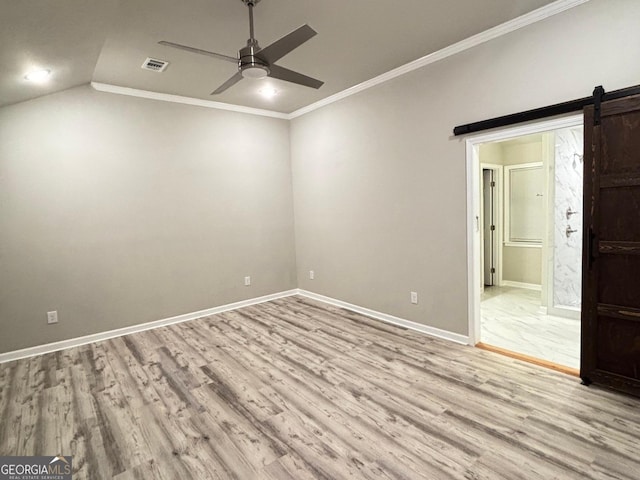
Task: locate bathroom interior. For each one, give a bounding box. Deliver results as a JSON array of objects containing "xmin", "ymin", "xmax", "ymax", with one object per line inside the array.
[{"xmin": 478, "ymin": 126, "xmax": 584, "ymax": 370}]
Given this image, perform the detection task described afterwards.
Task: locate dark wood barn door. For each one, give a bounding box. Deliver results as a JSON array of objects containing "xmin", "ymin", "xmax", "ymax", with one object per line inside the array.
[{"xmin": 581, "ymin": 93, "xmax": 640, "ymax": 396}]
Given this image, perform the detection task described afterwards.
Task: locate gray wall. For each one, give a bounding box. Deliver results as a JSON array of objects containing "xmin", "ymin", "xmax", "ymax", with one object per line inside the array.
[
  {"xmin": 0, "ymin": 85, "xmax": 296, "ymax": 353},
  {"xmin": 290, "ymin": 0, "xmax": 640, "ymax": 336},
  {"xmin": 503, "ymin": 248, "xmax": 542, "ymax": 285}
]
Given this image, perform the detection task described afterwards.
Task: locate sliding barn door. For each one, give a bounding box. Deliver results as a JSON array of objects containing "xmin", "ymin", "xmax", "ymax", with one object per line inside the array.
[{"xmin": 581, "ymin": 93, "xmax": 640, "ymax": 396}]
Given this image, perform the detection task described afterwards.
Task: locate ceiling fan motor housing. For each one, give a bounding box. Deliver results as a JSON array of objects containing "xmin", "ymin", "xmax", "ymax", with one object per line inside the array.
[{"xmin": 239, "ymin": 42, "xmax": 270, "ymax": 78}]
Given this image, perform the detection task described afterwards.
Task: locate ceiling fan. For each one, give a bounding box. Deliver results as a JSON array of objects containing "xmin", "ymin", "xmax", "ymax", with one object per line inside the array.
[{"xmin": 159, "ymin": 0, "xmax": 324, "ymax": 95}]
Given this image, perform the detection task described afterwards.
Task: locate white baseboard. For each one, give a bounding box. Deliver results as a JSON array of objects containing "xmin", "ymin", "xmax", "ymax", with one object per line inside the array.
[
  {"xmin": 297, "ymin": 289, "xmax": 470, "ymax": 345},
  {"xmin": 501, "ymin": 280, "xmax": 542, "ymax": 291},
  {"xmin": 548, "ymin": 305, "xmax": 581, "ymax": 320},
  {"xmin": 0, "ymin": 288, "xmax": 470, "ymax": 363},
  {"xmin": 0, "ymin": 290, "xmax": 298, "ymax": 364}
]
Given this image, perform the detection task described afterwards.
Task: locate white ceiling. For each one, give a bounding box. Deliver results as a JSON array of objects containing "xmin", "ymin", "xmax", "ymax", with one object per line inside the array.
[{"xmin": 1, "ymin": 0, "xmax": 559, "ymax": 113}]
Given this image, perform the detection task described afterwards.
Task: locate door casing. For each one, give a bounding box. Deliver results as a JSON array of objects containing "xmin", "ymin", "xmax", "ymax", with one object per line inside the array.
[{"xmin": 465, "ymin": 114, "xmax": 583, "ymax": 345}]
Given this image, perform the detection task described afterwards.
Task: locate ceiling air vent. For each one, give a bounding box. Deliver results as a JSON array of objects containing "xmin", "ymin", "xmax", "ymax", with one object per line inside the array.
[{"xmin": 141, "ymin": 58, "xmax": 169, "ymax": 72}]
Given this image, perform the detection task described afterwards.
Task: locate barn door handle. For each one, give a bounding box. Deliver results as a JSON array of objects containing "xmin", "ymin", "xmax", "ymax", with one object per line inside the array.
[{"xmin": 587, "ymin": 228, "xmax": 596, "ymax": 269}]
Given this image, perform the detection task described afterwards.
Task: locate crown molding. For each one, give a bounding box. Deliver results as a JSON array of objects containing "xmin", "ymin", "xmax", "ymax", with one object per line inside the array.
[
  {"xmin": 288, "ymin": 0, "xmax": 589, "ymax": 118},
  {"xmin": 90, "ymin": 82, "xmax": 290, "ymax": 120},
  {"xmin": 92, "ymin": 0, "xmax": 588, "ymax": 121}
]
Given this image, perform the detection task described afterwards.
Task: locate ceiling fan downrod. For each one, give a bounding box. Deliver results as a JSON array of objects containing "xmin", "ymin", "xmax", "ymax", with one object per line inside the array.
[{"xmin": 242, "ymin": 0, "xmax": 260, "ymax": 43}]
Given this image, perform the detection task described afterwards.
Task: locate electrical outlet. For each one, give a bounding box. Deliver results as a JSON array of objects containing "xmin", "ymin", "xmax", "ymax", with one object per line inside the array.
[
  {"xmin": 244, "ymin": 276, "xmax": 251, "ymax": 286},
  {"xmin": 47, "ymin": 311, "xmax": 58, "ymax": 324},
  {"xmin": 309, "ymin": 270, "xmax": 315, "ymax": 280},
  {"xmin": 410, "ymin": 292, "xmax": 418, "ymax": 304}
]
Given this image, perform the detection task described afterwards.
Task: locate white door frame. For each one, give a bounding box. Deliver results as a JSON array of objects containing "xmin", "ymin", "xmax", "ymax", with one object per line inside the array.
[{"xmin": 465, "ymin": 114, "xmax": 584, "ymax": 346}]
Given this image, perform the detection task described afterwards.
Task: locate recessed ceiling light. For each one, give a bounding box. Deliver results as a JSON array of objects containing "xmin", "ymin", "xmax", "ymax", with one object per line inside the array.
[
  {"xmin": 258, "ymin": 87, "xmax": 278, "ymax": 99},
  {"xmin": 24, "ymin": 69, "xmax": 51, "ymax": 83}
]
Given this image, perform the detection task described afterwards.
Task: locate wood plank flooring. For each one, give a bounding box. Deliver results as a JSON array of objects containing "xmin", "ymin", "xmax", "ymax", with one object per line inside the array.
[{"xmin": 1, "ymin": 295, "xmax": 639, "ymax": 479}]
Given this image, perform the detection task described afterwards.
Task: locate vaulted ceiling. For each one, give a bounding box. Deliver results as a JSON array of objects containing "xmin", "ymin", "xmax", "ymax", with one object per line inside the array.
[{"xmin": 1, "ymin": 0, "xmax": 559, "ymax": 113}]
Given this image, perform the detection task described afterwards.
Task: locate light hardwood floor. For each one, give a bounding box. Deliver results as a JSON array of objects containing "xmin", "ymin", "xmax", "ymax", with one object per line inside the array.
[{"xmin": 1, "ymin": 295, "xmax": 639, "ymax": 479}]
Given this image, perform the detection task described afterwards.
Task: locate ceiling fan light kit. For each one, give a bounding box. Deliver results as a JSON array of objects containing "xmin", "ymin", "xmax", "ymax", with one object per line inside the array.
[
  {"xmin": 159, "ymin": 0, "xmax": 323, "ymax": 95},
  {"xmin": 241, "ymin": 65, "xmax": 269, "ymax": 79}
]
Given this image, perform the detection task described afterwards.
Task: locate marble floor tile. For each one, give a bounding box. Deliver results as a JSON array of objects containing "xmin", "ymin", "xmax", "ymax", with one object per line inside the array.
[{"xmin": 481, "ymin": 286, "xmax": 581, "ymax": 369}]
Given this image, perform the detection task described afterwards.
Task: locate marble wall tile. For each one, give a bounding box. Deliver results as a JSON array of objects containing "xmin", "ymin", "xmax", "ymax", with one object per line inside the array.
[{"xmin": 552, "ymin": 127, "xmax": 583, "ymax": 309}]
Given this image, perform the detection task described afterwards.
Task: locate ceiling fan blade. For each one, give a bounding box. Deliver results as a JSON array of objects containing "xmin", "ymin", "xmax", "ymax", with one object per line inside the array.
[
  {"xmin": 211, "ymin": 72, "xmax": 244, "ymax": 95},
  {"xmin": 268, "ymin": 64, "xmax": 323, "ymax": 89},
  {"xmin": 158, "ymin": 41, "xmax": 237, "ymax": 64},
  {"xmin": 257, "ymin": 24, "xmax": 317, "ymax": 64}
]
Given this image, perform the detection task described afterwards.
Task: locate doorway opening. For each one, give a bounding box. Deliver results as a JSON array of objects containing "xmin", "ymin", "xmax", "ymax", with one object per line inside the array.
[{"xmin": 466, "ymin": 115, "xmax": 584, "ymax": 373}]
